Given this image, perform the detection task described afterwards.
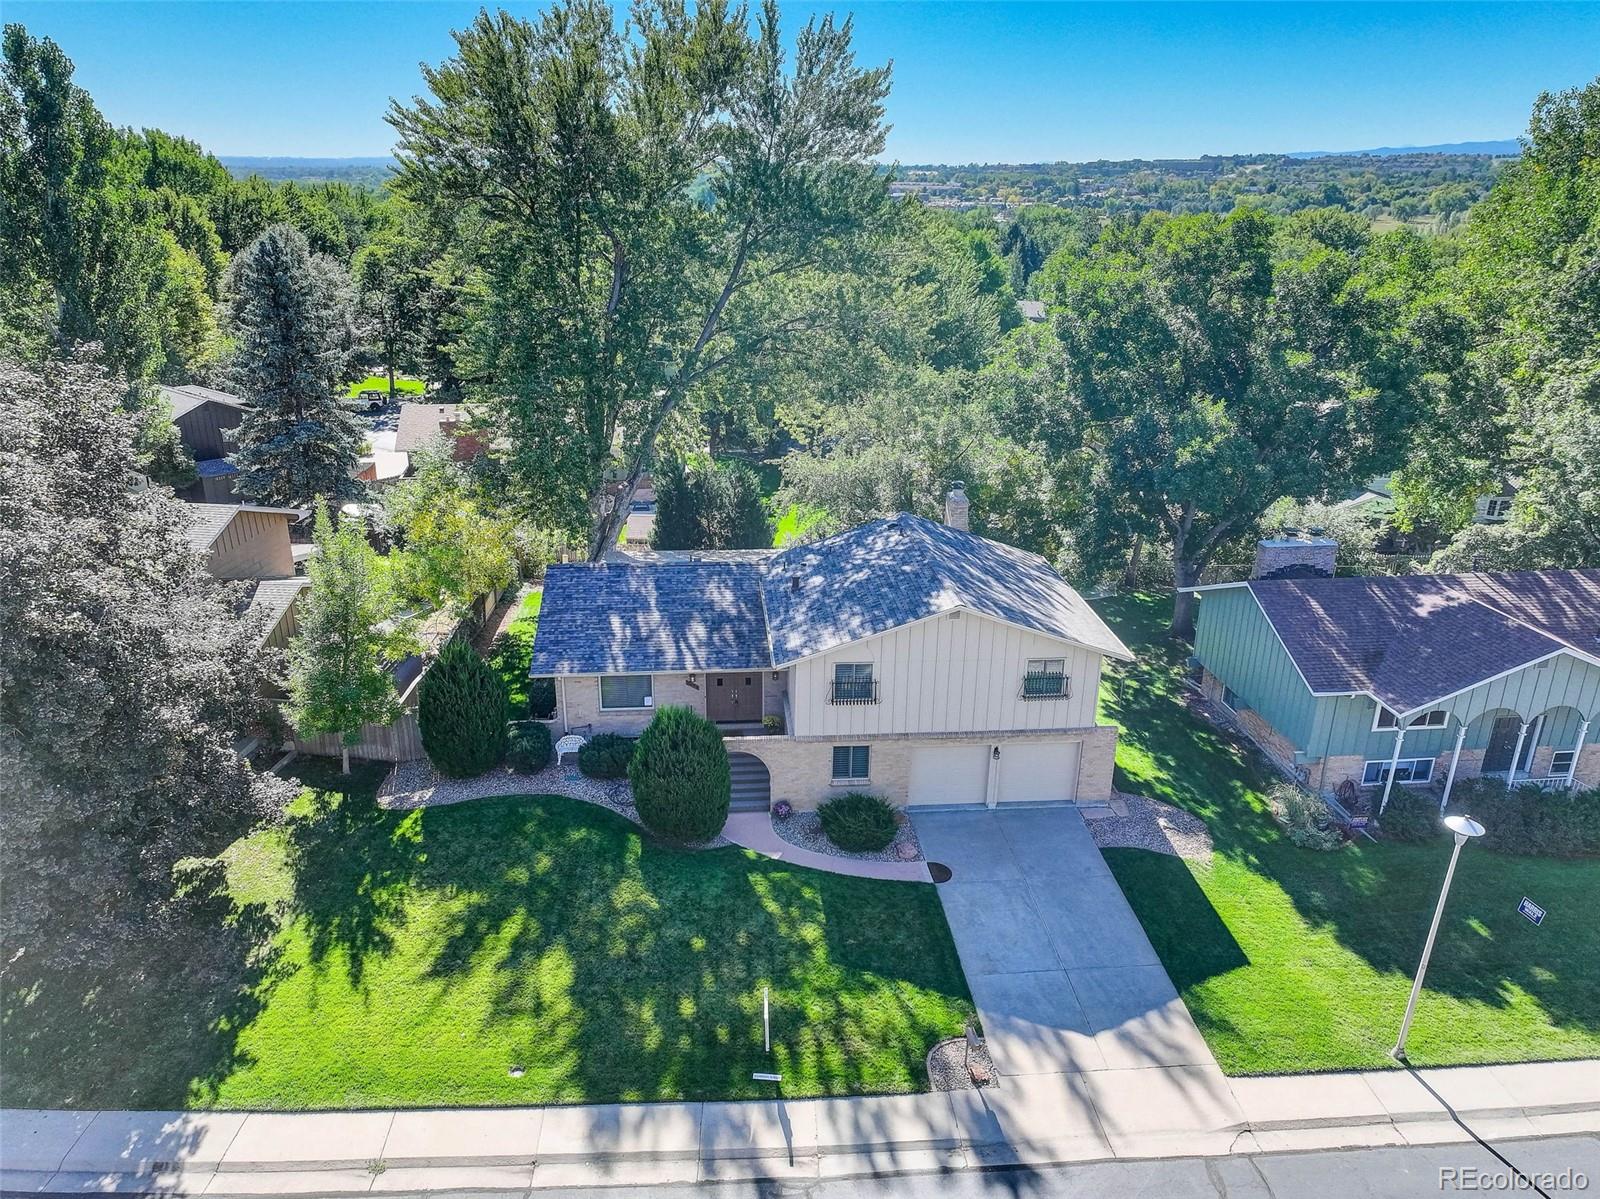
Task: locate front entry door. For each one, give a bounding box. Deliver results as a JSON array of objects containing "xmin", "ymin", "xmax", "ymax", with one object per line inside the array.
[
  {"xmin": 708, "ymin": 673, "xmax": 763, "ymax": 723},
  {"xmin": 1482, "ymin": 715, "xmax": 1524, "ymax": 773}
]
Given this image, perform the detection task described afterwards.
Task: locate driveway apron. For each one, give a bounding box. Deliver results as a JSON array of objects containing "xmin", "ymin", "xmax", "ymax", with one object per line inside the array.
[{"xmin": 915, "ymin": 807, "xmax": 1218, "ymax": 1078}]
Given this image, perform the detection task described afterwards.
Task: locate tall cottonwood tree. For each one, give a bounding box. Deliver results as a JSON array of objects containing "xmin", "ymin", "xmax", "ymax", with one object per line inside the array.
[
  {"xmin": 227, "ymin": 224, "xmax": 365, "ymax": 507},
  {"xmin": 390, "ymin": 0, "xmax": 891, "ymax": 558},
  {"xmin": 1040, "ymin": 207, "xmax": 1442, "ymax": 638}
]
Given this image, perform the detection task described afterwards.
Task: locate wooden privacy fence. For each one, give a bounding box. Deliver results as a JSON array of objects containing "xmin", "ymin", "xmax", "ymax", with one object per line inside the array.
[{"xmin": 286, "ymin": 586, "xmax": 507, "ymax": 765}]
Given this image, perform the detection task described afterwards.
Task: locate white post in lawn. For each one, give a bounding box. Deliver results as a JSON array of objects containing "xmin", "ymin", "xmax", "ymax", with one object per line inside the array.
[
  {"xmin": 1392, "ymin": 814, "xmax": 1484, "ymax": 1062},
  {"xmin": 1439, "ymin": 722, "xmax": 1468, "ymax": 813},
  {"xmin": 1569, "ymin": 720, "xmax": 1591, "ymax": 786},
  {"xmin": 1507, "ymin": 720, "xmax": 1530, "ymax": 786},
  {"xmin": 1379, "ymin": 725, "xmax": 1407, "ymax": 814}
]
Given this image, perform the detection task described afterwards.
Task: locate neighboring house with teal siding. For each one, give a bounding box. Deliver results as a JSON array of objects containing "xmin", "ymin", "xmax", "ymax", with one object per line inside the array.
[{"xmin": 1189, "ymin": 567, "xmax": 1600, "ymax": 811}]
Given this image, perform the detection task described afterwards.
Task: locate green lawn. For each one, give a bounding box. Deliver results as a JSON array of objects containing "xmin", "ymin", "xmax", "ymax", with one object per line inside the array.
[
  {"xmin": 773, "ymin": 502, "xmax": 828, "ymax": 547},
  {"xmin": 1094, "ymin": 592, "xmax": 1600, "ymax": 1075},
  {"xmin": 8, "ymin": 760, "xmax": 972, "ymax": 1110},
  {"xmin": 344, "ymin": 374, "xmax": 425, "ymax": 398},
  {"xmin": 486, "ymin": 586, "xmax": 541, "ymax": 718}
]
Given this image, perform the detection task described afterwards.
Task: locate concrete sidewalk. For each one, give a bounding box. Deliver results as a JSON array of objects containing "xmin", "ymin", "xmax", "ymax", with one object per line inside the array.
[
  {"xmin": 2, "ymin": 1060, "xmax": 1596, "ymax": 1194},
  {"xmin": 722, "ymin": 812, "xmax": 931, "ymax": 882}
]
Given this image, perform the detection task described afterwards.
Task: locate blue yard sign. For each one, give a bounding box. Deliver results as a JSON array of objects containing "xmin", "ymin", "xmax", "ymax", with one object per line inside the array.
[{"xmin": 1518, "ymin": 897, "xmax": 1546, "ymax": 926}]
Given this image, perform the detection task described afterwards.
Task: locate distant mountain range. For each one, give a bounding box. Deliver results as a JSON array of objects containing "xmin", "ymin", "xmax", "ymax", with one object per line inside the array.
[{"xmin": 1285, "ymin": 139, "xmax": 1521, "ymax": 159}]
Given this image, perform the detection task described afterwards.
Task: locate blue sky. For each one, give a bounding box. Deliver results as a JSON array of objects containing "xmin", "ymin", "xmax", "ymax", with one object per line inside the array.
[{"xmin": 8, "ymin": 2, "xmax": 1598, "ymax": 162}]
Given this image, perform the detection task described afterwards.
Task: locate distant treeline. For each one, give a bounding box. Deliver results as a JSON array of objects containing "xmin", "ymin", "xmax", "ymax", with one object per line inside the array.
[
  {"xmin": 220, "ymin": 157, "xmax": 397, "ymax": 188},
  {"xmin": 894, "ymin": 152, "xmax": 1513, "ymax": 227}
]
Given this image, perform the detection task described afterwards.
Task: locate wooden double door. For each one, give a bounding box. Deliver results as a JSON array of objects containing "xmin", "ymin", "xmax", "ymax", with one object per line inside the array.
[{"xmin": 708, "ymin": 672, "xmax": 764, "ymax": 723}]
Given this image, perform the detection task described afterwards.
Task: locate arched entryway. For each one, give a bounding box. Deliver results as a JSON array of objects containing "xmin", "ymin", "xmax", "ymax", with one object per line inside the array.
[{"xmin": 728, "ymin": 752, "xmax": 771, "ymax": 812}]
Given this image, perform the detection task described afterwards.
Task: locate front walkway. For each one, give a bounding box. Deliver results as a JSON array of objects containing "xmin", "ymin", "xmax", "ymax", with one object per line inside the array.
[
  {"xmin": 723, "ymin": 812, "xmax": 931, "ymax": 882},
  {"xmin": 915, "ymin": 806, "xmax": 1242, "ymax": 1151}
]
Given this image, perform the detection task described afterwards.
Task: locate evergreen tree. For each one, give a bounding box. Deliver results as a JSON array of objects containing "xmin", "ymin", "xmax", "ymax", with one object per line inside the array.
[
  {"xmin": 628, "ymin": 706, "xmax": 732, "ymax": 843},
  {"xmin": 226, "ymin": 224, "xmax": 365, "ymax": 507},
  {"xmin": 418, "ymin": 636, "xmax": 509, "ymax": 778},
  {"xmin": 287, "ymin": 505, "xmax": 414, "ymax": 773},
  {"xmin": 650, "ymin": 457, "xmax": 772, "ymax": 550}
]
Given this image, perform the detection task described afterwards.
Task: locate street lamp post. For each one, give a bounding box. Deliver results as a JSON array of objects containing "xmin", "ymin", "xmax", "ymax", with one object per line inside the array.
[{"xmin": 1391, "ymin": 814, "xmax": 1486, "ymax": 1062}]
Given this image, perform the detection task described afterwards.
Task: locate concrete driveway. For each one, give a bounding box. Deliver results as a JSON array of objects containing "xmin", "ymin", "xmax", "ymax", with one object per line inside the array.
[{"xmin": 916, "ymin": 807, "xmax": 1218, "ymax": 1078}]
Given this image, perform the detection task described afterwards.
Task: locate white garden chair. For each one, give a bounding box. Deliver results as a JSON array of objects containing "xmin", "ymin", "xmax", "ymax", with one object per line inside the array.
[{"xmin": 555, "ymin": 733, "xmax": 588, "ymax": 765}]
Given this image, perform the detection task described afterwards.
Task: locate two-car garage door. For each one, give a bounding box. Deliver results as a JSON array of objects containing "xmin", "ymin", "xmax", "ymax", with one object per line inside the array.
[{"xmin": 907, "ymin": 740, "xmax": 1081, "ymax": 807}]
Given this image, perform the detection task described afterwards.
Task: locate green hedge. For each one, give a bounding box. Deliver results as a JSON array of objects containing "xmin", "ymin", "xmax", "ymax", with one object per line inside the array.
[
  {"xmin": 418, "ymin": 638, "xmax": 508, "ymax": 778},
  {"xmin": 1447, "ymin": 777, "xmax": 1600, "ymax": 857},
  {"xmin": 817, "ymin": 792, "xmax": 898, "ymax": 853},
  {"xmin": 507, "ymin": 721, "xmax": 553, "ymax": 773},
  {"xmin": 628, "ymin": 706, "xmax": 731, "ymax": 842},
  {"xmin": 1377, "ymin": 786, "xmax": 1443, "ymax": 843},
  {"xmin": 579, "ymin": 733, "xmax": 635, "ymax": 779}
]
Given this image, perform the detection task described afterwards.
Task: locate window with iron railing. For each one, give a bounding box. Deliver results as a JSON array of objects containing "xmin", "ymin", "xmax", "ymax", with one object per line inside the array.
[
  {"xmin": 830, "ymin": 663, "xmax": 879, "ymax": 704},
  {"xmin": 1020, "ymin": 658, "xmax": 1069, "ymax": 700}
]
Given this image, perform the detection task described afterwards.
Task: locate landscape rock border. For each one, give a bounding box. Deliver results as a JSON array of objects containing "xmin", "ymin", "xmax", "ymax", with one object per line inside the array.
[{"xmin": 770, "ymin": 808, "xmax": 925, "ymax": 863}]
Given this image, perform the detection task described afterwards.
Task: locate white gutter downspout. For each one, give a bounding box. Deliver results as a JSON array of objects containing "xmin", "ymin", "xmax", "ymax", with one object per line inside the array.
[
  {"xmin": 1440, "ymin": 721, "xmax": 1468, "ymax": 813},
  {"xmin": 1379, "ymin": 725, "xmax": 1407, "ymax": 814},
  {"xmin": 558, "ymin": 676, "xmax": 570, "ymax": 735}
]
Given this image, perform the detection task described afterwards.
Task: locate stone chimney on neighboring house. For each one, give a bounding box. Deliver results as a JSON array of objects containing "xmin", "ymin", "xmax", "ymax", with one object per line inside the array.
[
  {"xmin": 1253, "ymin": 526, "xmax": 1337, "ymax": 580},
  {"xmin": 944, "ymin": 482, "xmax": 970, "ymax": 531}
]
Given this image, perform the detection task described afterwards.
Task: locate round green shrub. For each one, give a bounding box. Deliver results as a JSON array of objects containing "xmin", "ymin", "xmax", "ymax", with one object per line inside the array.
[
  {"xmin": 628, "ymin": 706, "xmax": 731, "ymax": 842},
  {"xmin": 579, "ymin": 732, "xmax": 635, "ymax": 779},
  {"xmin": 817, "ymin": 791, "xmax": 898, "ymax": 852},
  {"xmin": 1378, "ymin": 786, "xmax": 1443, "ymax": 842},
  {"xmin": 528, "ymin": 676, "xmax": 557, "ymax": 720},
  {"xmin": 507, "ymin": 720, "xmax": 553, "ymax": 773},
  {"xmin": 419, "ymin": 637, "xmax": 509, "ymax": 778}
]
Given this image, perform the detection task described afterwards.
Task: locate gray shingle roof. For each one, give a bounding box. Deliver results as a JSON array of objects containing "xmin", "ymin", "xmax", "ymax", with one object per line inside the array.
[
  {"xmin": 195, "ymin": 457, "xmax": 238, "ymax": 478},
  {"xmin": 394, "ymin": 403, "xmax": 470, "ymax": 454},
  {"xmin": 240, "ymin": 577, "xmax": 310, "ymax": 641},
  {"xmin": 181, "ymin": 503, "xmax": 242, "ymax": 552},
  {"xmin": 531, "ymin": 562, "xmax": 772, "ymax": 675},
  {"xmin": 1245, "ymin": 569, "xmax": 1600, "ymax": 714},
  {"xmin": 761, "ymin": 514, "xmax": 1131, "ymax": 666},
  {"xmin": 159, "ymin": 384, "xmax": 247, "ymax": 419}
]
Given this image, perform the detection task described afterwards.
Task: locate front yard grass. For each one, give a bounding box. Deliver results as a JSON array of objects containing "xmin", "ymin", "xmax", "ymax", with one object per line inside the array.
[
  {"xmin": 486, "ymin": 586, "xmax": 541, "ymax": 718},
  {"xmin": 1094, "ymin": 592, "xmax": 1600, "ymax": 1075},
  {"xmin": 10, "ymin": 760, "xmax": 971, "ymax": 1111},
  {"xmin": 344, "ymin": 374, "xmax": 425, "ymax": 398}
]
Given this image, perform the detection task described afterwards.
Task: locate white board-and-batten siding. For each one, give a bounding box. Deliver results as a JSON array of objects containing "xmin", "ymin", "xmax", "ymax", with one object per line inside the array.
[{"xmin": 788, "ymin": 609, "xmax": 1104, "ymax": 738}]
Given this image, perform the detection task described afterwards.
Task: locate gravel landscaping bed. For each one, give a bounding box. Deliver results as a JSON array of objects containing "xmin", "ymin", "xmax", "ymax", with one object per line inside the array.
[
  {"xmin": 1086, "ymin": 790, "xmax": 1213, "ymax": 861},
  {"xmin": 377, "ymin": 759, "xmax": 733, "ymax": 847},
  {"xmin": 926, "ymin": 1035, "xmax": 996, "ymax": 1091},
  {"xmin": 771, "ymin": 809, "xmax": 924, "ymax": 863}
]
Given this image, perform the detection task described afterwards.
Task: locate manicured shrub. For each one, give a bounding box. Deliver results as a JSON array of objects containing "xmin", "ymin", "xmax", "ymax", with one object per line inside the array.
[
  {"xmin": 579, "ymin": 733, "xmax": 635, "ymax": 779},
  {"xmin": 528, "ymin": 676, "xmax": 557, "ymax": 720},
  {"xmin": 1266, "ymin": 781, "xmax": 1344, "ymax": 851},
  {"xmin": 773, "ymin": 799, "xmax": 793, "ymax": 821},
  {"xmin": 507, "ymin": 720, "xmax": 553, "ymax": 773},
  {"xmin": 628, "ymin": 706, "xmax": 731, "ymax": 842},
  {"xmin": 818, "ymin": 792, "xmax": 898, "ymax": 853},
  {"xmin": 1378, "ymin": 786, "xmax": 1443, "ymax": 843},
  {"xmin": 419, "ymin": 637, "xmax": 509, "ymax": 778},
  {"xmin": 1448, "ymin": 777, "xmax": 1600, "ymax": 857}
]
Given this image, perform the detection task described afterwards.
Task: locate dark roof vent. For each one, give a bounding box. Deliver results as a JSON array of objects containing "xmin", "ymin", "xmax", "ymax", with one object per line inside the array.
[{"xmin": 789, "ymin": 574, "xmax": 800, "ymax": 592}]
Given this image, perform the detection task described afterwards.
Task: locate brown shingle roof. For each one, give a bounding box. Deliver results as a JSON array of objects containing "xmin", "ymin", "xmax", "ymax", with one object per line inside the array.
[{"xmin": 394, "ymin": 403, "xmax": 471, "ymax": 454}]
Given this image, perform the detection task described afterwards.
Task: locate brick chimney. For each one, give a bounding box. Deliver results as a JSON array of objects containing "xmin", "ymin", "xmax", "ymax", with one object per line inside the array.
[
  {"xmin": 1253, "ymin": 526, "xmax": 1337, "ymax": 580},
  {"xmin": 944, "ymin": 482, "xmax": 970, "ymax": 531}
]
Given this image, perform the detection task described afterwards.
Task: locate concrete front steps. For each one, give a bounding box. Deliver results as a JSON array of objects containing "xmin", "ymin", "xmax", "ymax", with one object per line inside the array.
[
  {"xmin": 4, "ymin": 1060, "xmax": 1597, "ymax": 1195},
  {"xmin": 727, "ymin": 752, "xmax": 771, "ymax": 812}
]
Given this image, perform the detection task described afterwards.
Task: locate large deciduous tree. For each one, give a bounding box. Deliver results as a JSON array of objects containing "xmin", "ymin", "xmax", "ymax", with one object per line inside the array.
[
  {"xmin": 1041, "ymin": 207, "xmax": 1440, "ymax": 637},
  {"xmin": 390, "ymin": 0, "xmax": 891, "ymax": 558},
  {"xmin": 226, "ymin": 223, "xmax": 366, "ymax": 506},
  {"xmin": 287, "ymin": 505, "xmax": 415, "ymax": 773},
  {"xmin": 383, "ymin": 449, "xmax": 518, "ymax": 614},
  {"xmin": 0, "ymin": 352, "xmax": 287, "ymax": 976}
]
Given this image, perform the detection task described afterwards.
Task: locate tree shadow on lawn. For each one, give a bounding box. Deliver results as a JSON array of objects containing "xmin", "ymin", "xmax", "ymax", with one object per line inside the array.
[
  {"xmin": 0, "ymin": 860, "xmax": 284, "ymax": 1111},
  {"xmin": 413, "ymin": 795, "xmax": 974, "ymax": 1103},
  {"xmin": 1094, "ymin": 593, "xmax": 1600, "ymax": 1039}
]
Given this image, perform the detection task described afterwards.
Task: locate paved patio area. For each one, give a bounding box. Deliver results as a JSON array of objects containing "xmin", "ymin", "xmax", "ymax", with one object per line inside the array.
[{"xmin": 914, "ymin": 807, "xmax": 1221, "ymax": 1081}]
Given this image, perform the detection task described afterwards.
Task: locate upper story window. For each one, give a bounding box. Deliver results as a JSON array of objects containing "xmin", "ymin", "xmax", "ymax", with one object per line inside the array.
[
  {"xmin": 1483, "ymin": 496, "xmax": 1514, "ymax": 520},
  {"xmin": 600, "ymin": 674, "xmax": 653, "ymax": 710},
  {"xmin": 830, "ymin": 662, "xmax": 878, "ymax": 705},
  {"xmin": 1374, "ymin": 706, "xmax": 1447, "ymax": 731},
  {"xmin": 1021, "ymin": 658, "xmax": 1070, "ymax": 699}
]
